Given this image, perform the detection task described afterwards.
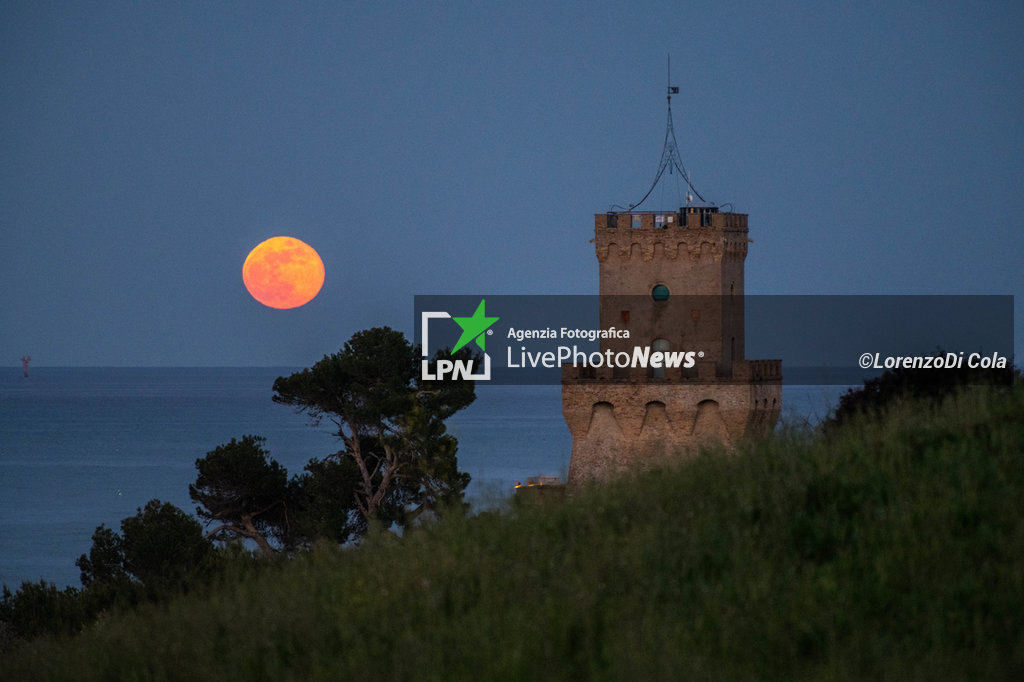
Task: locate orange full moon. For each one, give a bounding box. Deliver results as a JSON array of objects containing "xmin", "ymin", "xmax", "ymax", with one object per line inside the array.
[{"xmin": 242, "ymin": 236, "xmax": 325, "ymax": 309}]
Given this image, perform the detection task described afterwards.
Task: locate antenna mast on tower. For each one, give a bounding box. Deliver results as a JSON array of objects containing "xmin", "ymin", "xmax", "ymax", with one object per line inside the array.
[{"xmin": 628, "ymin": 55, "xmax": 707, "ymax": 211}]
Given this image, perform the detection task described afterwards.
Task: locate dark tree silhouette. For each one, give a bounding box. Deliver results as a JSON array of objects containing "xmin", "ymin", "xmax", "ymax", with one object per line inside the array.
[
  {"xmin": 76, "ymin": 526, "xmax": 126, "ymax": 589},
  {"xmin": 76, "ymin": 500, "xmax": 212, "ymax": 598},
  {"xmin": 273, "ymin": 326, "xmax": 476, "ymax": 530},
  {"xmin": 189, "ymin": 436, "xmax": 289, "ymax": 556},
  {"xmin": 286, "ymin": 455, "xmax": 364, "ymax": 546},
  {"xmin": 828, "ymin": 354, "xmax": 1019, "ymax": 428}
]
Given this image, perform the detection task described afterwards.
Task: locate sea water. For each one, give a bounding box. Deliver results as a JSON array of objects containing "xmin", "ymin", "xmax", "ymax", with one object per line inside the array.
[{"xmin": 0, "ymin": 368, "xmax": 847, "ymax": 589}]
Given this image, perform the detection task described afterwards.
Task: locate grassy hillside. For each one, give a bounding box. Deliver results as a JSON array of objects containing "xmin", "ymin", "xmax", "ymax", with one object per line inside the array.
[{"xmin": 3, "ymin": 386, "xmax": 1023, "ymax": 680}]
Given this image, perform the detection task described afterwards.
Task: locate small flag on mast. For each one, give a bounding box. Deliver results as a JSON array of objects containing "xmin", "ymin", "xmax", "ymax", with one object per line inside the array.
[{"xmin": 668, "ymin": 86, "xmax": 679, "ymax": 94}]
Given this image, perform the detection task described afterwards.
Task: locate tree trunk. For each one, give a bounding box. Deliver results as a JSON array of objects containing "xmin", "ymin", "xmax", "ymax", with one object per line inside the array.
[{"xmin": 240, "ymin": 513, "xmax": 276, "ymax": 556}]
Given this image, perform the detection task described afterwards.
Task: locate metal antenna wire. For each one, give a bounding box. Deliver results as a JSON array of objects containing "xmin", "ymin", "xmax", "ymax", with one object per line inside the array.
[{"xmin": 628, "ymin": 56, "xmax": 707, "ymax": 211}]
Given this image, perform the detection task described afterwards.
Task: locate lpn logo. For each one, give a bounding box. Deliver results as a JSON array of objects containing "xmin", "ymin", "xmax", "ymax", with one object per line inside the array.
[{"xmin": 421, "ymin": 299, "xmax": 499, "ymax": 380}]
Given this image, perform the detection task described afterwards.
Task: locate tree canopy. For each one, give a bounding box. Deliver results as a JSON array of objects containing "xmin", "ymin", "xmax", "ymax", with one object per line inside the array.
[
  {"xmin": 272, "ymin": 326, "xmax": 476, "ymax": 530},
  {"xmin": 828, "ymin": 356, "xmax": 1020, "ymax": 428},
  {"xmin": 76, "ymin": 499, "xmax": 212, "ymax": 597},
  {"xmin": 189, "ymin": 435, "xmax": 289, "ymax": 556}
]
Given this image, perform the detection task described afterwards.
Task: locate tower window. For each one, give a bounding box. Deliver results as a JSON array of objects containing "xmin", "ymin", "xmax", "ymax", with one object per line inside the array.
[
  {"xmin": 631, "ymin": 214, "xmax": 642, "ymax": 229},
  {"xmin": 651, "ymin": 338, "xmax": 670, "ymax": 378},
  {"xmin": 700, "ymin": 210, "xmax": 712, "ymax": 227},
  {"xmin": 655, "ymin": 214, "xmax": 666, "ymax": 229},
  {"xmin": 652, "ymin": 284, "xmax": 670, "ymax": 301}
]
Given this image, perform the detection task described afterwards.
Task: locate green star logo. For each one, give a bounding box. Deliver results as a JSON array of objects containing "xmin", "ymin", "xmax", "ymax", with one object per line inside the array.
[{"xmin": 451, "ymin": 299, "xmax": 499, "ymax": 353}]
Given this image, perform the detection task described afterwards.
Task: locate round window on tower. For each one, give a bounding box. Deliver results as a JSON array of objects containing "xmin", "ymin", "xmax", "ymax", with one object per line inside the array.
[{"xmin": 652, "ymin": 284, "xmax": 670, "ymax": 301}]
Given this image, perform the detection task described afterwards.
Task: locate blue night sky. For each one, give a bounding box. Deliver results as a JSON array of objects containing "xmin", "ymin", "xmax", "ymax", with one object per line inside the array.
[{"xmin": 2, "ymin": 1, "xmax": 1021, "ymax": 366}]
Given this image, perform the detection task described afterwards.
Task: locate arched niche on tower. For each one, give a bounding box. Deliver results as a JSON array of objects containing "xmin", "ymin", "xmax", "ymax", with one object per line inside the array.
[{"xmin": 691, "ymin": 399, "xmax": 731, "ymax": 448}]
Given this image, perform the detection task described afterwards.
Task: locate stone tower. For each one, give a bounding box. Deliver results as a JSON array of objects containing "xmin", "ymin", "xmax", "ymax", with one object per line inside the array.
[{"xmin": 561, "ymin": 84, "xmax": 781, "ymax": 486}]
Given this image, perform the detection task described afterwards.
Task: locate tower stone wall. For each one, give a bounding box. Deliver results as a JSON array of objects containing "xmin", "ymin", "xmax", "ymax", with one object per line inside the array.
[{"xmin": 562, "ymin": 207, "xmax": 781, "ymax": 486}]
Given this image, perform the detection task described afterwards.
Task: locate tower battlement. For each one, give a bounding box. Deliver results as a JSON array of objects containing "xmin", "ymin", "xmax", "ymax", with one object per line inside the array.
[
  {"xmin": 595, "ymin": 209, "xmax": 747, "ymax": 232},
  {"xmin": 595, "ymin": 210, "xmax": 750, "ymax": 266}
]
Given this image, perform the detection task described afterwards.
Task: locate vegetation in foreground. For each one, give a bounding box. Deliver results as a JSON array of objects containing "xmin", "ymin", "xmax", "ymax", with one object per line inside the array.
[{"xmin": 2, "ymin": 383, "xmax": 1022, "ymax": 680}]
